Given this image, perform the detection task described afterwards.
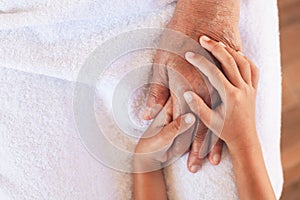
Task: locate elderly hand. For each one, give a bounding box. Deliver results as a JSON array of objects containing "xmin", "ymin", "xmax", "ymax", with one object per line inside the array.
[{"xmin": 143, "ymin": 0, "xmax": 242, "ymax": 172}]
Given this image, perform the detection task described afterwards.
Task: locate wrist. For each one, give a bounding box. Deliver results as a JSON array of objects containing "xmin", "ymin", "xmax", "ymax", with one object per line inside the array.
[
  {"xmin": 168, "ymin": 0, "xmax": 241, "ymax": 50},
  {"xmin": 133, "ymin": 154, "xmax": 162, "ymax": 173},
  {"xmin": 226, "ymin": 131, "xmax": 262, "ymax": 158}
]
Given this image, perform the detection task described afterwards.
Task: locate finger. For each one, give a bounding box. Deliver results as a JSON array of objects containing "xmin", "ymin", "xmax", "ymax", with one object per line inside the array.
[
  {"xmin": 244, "ymin": 56, "xmax": 260, "ymax": 89},
  {"xmin": 187, "ymin": 122, "xmax": 210, "ymax": 173},
  {"xmin": 171, "ymin": 116, "xmax": 198, "ymax": 157},
  {"xmin": 185, "ymin": 52, "xmax": 230, "ymax": 99},
  {"xmin": 159, "ymin": 113, "xmax": 196, "ymax": 147},
  {"xmin": 143, "ymin": 62, "xmax": 170, "ymax": 120},
  {"xmin": 184, "ymin": 91, "xmax": 215, "ymax": 131},
  {"xmin": 142, "ymin": 99, "xmax": 173, "ymax": 138},
  {"xmin": 163, "ymin": 98, "xmax": 173, "ymax": 125},
  {"xmin": 208, "ymin": 137, "xmax": 223, "ymax": 165},
  {"xmin": 143, "ymin": 84, "xmax": 169, "ymax": 120},
  {"xmin": 225, "ymin": 48, "xmax": 252, "ymax": 85},
  {"xmin": 199, "ymin": 35, "xmax": 244, "ymax": 87},
  {"xmin": 148, "ymin": 98, "xmax": 173, "ymax": 129}
]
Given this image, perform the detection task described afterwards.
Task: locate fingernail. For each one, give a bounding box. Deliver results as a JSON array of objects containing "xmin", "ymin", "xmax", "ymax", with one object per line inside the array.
[
  {"xmin": 184, "ymin": 92, "xmax": 193, "ymax": 103},
  {"xmin": 201, "ymin": 35, "xmax": 211, "ymax": 42},
  {"xmin": 190, "ymin": 165, "xmax": 200, "ymax": 173},
  {"xmin": 219, "ymin": 42, "xmax": 226, "ymax": 47},
  {"xmin": 184, "ymin": 114, "xmax": 194, "ymax": 124},
  {"xmin": 213, "ymin": 154, "xmax": 220, "ymax": 164},
  {"xmin": 185, "ymin": 52, "xmax": 195, "ymax": 58},
  {"xmin": 238, "ymin": 51, "xmax": 244, "ymax": 56}
]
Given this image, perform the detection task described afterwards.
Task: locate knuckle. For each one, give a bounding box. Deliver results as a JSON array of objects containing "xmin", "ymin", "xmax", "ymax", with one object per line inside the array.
[
  {"xmin": 212, "ymin": 68, "xmax": 222, "ymax": 79},
  {"xmin": 241, "ymin": 59, "xmax": 250, "ymax": 69},
  {"xmin": 148, "ymin": 84, "xmax": 169, "ymax": 103},
  {"xmin": 171, "ymin": 119, "xmax": 181, "ymax": 131},
  {"xmin": 194, "ymin": 131, "xmax": 206, "ymax": 143},
  {"xmin": 214, "ymin": 139, "xmax": 223, "ymax": 148},
  {"xmin": 244, "ymin": 86, "xmax": 252, "ymax": 95},
  {"xmin": 153, "ymin": 50, "xmax": 167, "ymax": 63},
  {"xmin": 225, "ymin": 56, "xmax": 236, "ymax": 67},
  {"xmin": 231, "ymin": 90, "xmax": 242, "ymax": 102},
  {"xmin": 189, "ymin": 151, "xmax": 200, "ymax": 158},
  {"xmin": 189, "ymin": 145, "xmax": 201, "ymax": 157},
  {"xmin": 211, "ymin": 42, "xmax": 222, "ymax": 52},
  {"xmin": 228, "ymin": 88, "xmax": 238, "ymax": 99},
  {"xmin": 227, "ymin": 46, "xmax": 235, "ymax": 54},
  {"xmin": 194, "ymin": 54, "xmax": 206, "ymax": 64}
]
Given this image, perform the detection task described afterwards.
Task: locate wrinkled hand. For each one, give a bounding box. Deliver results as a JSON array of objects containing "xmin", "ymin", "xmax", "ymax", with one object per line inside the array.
[
  {"xmin": 134, "ymin": 99, "xmax": 196, "ymax": 173},
  {"xmin": 143, "ymin": 0, "xmax": 242, "ymax": 173}
]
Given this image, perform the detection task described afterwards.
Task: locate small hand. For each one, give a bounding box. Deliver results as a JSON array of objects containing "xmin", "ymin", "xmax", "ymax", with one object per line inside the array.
[
  {"xmin": 134, "ymin": 99, "xmax": 196, "ymax": 173},
  {"xmin": 182, "ymin": 36, "xmax": 277, "ymax": 200}
]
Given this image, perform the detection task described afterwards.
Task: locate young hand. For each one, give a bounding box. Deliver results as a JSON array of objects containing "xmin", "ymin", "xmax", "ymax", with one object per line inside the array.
[
  {"xmin": 134, "ymin": 99, "xmax": 196, "ymax": 173},
  {"xmin": 183, "ymin": 36, "xmax": 260, "ymax": 152}
]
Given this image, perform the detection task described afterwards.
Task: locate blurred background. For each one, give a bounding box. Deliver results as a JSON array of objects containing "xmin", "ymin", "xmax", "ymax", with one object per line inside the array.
[{"xmin": 278, "ymin": 0, "xmax": 300, "ymax": 199}]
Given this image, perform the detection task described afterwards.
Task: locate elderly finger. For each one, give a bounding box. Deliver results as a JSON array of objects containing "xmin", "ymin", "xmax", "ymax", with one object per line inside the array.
[
  {"xmin": 208, "ymin": 137, "xmax": 223, "ymax": 165},
  {"xmin": 171, "ymin": 116, "xmax": 198, "ymax": 157},
  {"xmin": 187, "ymin": 122, "xmax": 210, "ymax": 173},
  {"xmin": 143, "ymin": 61, "xmax": 170, "ymax": 120}
]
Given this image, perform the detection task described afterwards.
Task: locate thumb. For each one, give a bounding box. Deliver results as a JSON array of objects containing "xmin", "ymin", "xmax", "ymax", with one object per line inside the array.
[{"xmin": 159, "ymin": 113, "xmax": 196, "ymax": 148}]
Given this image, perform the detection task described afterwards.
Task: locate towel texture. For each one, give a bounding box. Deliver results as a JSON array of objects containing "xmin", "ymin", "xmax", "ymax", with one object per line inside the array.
[{"xmin": 0, "ymin": 0, "xmax": 283, "ymax": 199}]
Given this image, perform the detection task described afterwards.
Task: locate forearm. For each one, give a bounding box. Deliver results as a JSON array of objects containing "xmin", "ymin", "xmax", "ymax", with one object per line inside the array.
[
  {"xmin": 168, "ymin": 0, "xmax": 241, "ymax": 50},
  {"xmin": 133, "ymin": 169, "xmax": 167, "ymax": 200},
  {"xmin": 133, "ymin": 155, "xmax": 168, "ymax": 200},
  {"xmin": 228, "ymin": 134, "xmax": 276, "ymax": 200}
]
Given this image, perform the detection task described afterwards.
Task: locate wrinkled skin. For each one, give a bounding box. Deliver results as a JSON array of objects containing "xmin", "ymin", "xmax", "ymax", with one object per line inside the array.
[{"xmin": 143, "ymin": 0, "xmax": 242, "ymax": 172}]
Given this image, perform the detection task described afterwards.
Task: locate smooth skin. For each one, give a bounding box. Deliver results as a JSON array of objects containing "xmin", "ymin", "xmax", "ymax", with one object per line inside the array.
[
  {"xmin": 134, "ymin": 36, "xmax": 275, "ymax": 200},
  {"xmin": 134, "ymin": 99, "xmax": 196, "ymax": 200}
]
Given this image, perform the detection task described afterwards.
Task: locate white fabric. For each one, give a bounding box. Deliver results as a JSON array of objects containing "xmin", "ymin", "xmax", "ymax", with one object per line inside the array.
[{"xmin": 0, "ymin": 0, "xmax": 283, "ymax": 199}]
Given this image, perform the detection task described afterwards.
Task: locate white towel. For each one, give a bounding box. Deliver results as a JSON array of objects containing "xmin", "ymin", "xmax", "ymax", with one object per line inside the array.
[{"xmin": 0, "ymin": 0, "xmax": 283, "ymax": 199}]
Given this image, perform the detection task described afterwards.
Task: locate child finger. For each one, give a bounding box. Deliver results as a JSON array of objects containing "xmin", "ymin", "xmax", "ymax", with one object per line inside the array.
[
  {"xmin": 199, "ymin": 36, "xmax": 244, "ymax": 87},
  {"xmin": 225, "ymin": 48, "xmax": 252, "ymax": 85},
  {"xmin": 184, "ymin": 91, "xmax": 216, "ymax": 132},
  {"xmin": 160, "ymin": 113, "xmax": 196, "ymax": 145},
  {"xmin": 244, "ymin": 56, "xmax": 260, "ymax": 89},
  {"xmin": 185, "ymin": 52, "xmax": 230, "ymax": 100}
]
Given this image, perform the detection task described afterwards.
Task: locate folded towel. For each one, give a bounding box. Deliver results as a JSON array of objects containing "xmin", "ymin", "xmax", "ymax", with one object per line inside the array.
[{"xmin": 0, "ymin": 0, "xmax": 283, "ymax": 199}]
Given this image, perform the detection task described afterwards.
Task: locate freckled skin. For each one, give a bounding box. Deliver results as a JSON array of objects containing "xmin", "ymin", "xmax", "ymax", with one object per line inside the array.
[{"xmin": 168, "ymin": 0, "xmax": 242, "ymax": 50}]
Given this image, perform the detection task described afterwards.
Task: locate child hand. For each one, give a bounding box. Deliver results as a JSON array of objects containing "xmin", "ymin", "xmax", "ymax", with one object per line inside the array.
[
  {"xmin": 183, "ymin": 36, "xmax": 260, "ymax": 152},
  {"xmin": 134, "ymin": 99, "xmax": 196, "ymax": 173}
]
